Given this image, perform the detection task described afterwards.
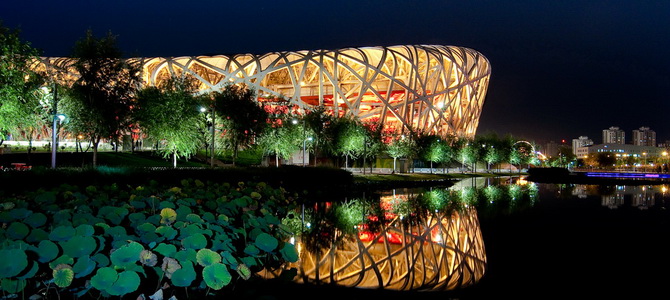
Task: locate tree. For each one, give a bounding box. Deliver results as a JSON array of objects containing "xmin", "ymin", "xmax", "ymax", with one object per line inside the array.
[
  {"xmin": 135, "ymin": 76, "xmax": 205, "ymax": 167},
  {"xmin": 331, "ymin": 116, "xmax": 366, "ymax": 169},
  {"xmin": 361, "ymin": 119, "xmax": 383, "ymax": 174},
  {"xmin": 212, "ymin": 84, "xmax": 268, "ymax": 166},
  {"xmin": 258, "ymin": 114, "xmax": 302, "ymax": 167},
  {"xmin": 0, "ymin": 22, "xmax": 45, "ymax": 147},
  {"xmin": 63, "ymin": 30, "xmax": 140, "ymax": 166},
  {"xmin": 456, "ymin": 138, "xmax": 477, "ymax": 173},
  {"xmin": 303, "ymin": 105, "xmax": 335, "ymax": 166},
  {"xmin": 417, "ymin": 134, "xmax": 450, "ymax": 174},
  {"xmin": 385, "ymin": 134, "xmax": 416, "ymax": 173}
]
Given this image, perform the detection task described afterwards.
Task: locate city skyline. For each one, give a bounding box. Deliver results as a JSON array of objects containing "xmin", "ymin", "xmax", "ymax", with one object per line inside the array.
[{"xmin": 1, "ymin": 0, "xmax": 669, "ymax": 143}]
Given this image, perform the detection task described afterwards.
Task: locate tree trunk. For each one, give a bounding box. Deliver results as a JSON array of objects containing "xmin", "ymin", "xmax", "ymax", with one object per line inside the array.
[
  {"xmin": 173, "ymin": 152, "xmax": 177, "ymax": 168},
  {"xmin": 92, "ymin": 137, "xmax": 101, "ymax": 167},
  {"xmin": 393, "ymin": 157, "xmax": 396, "ymax": 174}
]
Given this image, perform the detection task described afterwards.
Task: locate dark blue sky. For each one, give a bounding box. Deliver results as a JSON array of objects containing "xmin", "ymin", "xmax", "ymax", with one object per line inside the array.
[{"xmin": 2, "ymin": 0, "xmax": 669, "ymax": 145}]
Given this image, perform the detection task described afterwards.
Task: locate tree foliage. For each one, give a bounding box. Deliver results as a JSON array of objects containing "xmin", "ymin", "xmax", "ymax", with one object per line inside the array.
[
  {"xmin": 257, "ymin": 114, "xmax": 302, "ymax": 167},
  {"xmin": 63, "ymin": 30, "xmax": 140, "ymax": 166},
  {"xmin": 0, "ymin": 22, "xmax": 44, "ymax": 145},
  {"xmin": 135, "ymin": 76, "xmax": 205, "ymax": 167},
  {"xmin": 212, "ymin": 84, "xmax": 268, "ymax": 166}
]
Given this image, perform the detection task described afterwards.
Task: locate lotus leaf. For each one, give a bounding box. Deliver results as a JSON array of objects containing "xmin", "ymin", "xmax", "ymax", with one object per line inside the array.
[
  {"xmin": 34, "ymin": 191, "xmax": 56, "ymax": 203},
  {"xmin": 130, "ymin": 200, "xmax": 147, "ymax": 210},
  {"xmin": 75, "ymin": 224, "xmax": 95, "ymax": 236},
  {"xmin": 129, "ymin": 213, "xmax": 146, "ymax": 225},
  {"xmin": 154, "ymin": 243, "xmax": 177, "ymax": 258},
  {"xmin": 175, "ymin": 206, "xmax": 191, "ymax": 221},
  {"xmin": 202, "ymin": 212, "xmax": 215, "ymax": 223},
  {"xmin": 182, "ymin": 233, "xmax": 207, "ymax": 250},
  {"xmin": 160, "ymin": 208, "xmax": 177, "ymax": 225},
  {"xmin": 264, "ymin": 214, "xmax": 281, "ymax": 225},
  {"xmin": 105, "ymin": 225, "xmax": 127, "ymax": 238},
  {"xmin": 49, "ymin": 255, "xmax": 74, "ymax": 269},
  {"xmin": 49, "ymin": 225, "xmax": 76, "ymax": 241},
  {"xmin": 155, "ymin": 226, "xmax": 178, "ymax": 239},
  {"xmin": 94, "ymin": 236, "xmax": 106, "ymax": 254},
  {"xmin": 24, "ymin": 212, "xmax": 47, "ymax": 228},
  {"xmin": 36, "ymin": 240, "xmax": 59, "ymax": 263},
  {"xmin": 111, "ymin": 241, "xmax": 144, "ymax": 268},
  {"xmin": 137, "ymin": 222, "xmax": 157, "ymax": 233},
  {"xmin": 6, "ymin": 222, "xmax": 29, "ymax": 240},
  {"xmin": 0, "ymin": 249, "xmax": 28, "ymax": 278},
  {"xmin": 250, "ymin": 191, "xmax": 262, "ymax": 200},
  {"xmin": 85, "ymin": 185, "xmax": 97, "ymax": 193},
  {"xmin": 107, "ymin": 270, "xmax": 140, "ymax": 296},
  {"xmin": 220, "ymin": 251, "xmax": 238, "ymax": 267},
  {"xmin": 196, "ymin": 249, "xmax": 221, "ymax": 267},
  {"xmin": 179, "ymin": 224, "xmax": 203, "ymax": 238},
  {"xmin": 53, "ymin": 211, "xmax": 72, "ymax": 226},
  {"xmin": 140, "ymin": 231, "xmax": 161, "ymax": 244},
  {"xmin": 92, "ymin": 253, "xmax": 110, "ymax": 267},
  {"xmin": 255, "ymin": 233, "xmax": 279, "ymax": 252},
  {"xmin": 73, "ymin": 256, "xmax": 97, "ymax": 278},
  {"xmin": 161, "ymin": 257, "xmax": 181, "ymax": 279},
  {"xmin": 159, "ymin": 201, "xmax": 175, "ymax": 210},
  {"xmin": 91, "ymin": 267, "xmax": 118, "ymax": 291},
  {"xmin": 170, "ymin": 261, "xmax": 195, "ymax": 287},
  {"xmin": 146, "ymin": 214, "xmax": 161, "ymax": 226},
  {"xmin": 17, "ymin": 261, "xmax": 38, "ymax": 280},
  {"xmin": 202, "ymin": 263, "xmax": 231, "ymax": 290},
  {"xmin": 0, "ymin": 211, "xmax": 11, "ymax": 223},
  {"xmin": 140, "ymin": 250, "xmax": 158, "ymax": 267},
  {"xmin": 1, "ymin": 278, "xmax": 26, "ymax": 293},
  {"xmin": 61, "ymin": 236, "xmax": 96, "ymax": 258},
  {"xmin": 148, "ymin": 288, "xmax": 163, "ymax": 300},
  {"xmin": 243, "ymin": 244, "xmax": 260, "ymax": 256},
  {"xmin": 241, "ymin": 256, "xmax": 257, "ymax": 267},
  {"xmin": 236, "ymin": 263, "xmax": 251, "ymax": 280},
  {"xmin": 175, "ymin": 249, "xmax": 197, "ymax": 264},
  {"xmin": 280, "ymin": 243, "xmax": 299, "ymax": 263},
  {"xmin": 53, "ymin": 265, "xmax": 74, "ymax": 288},
  {"xmin": 185, "ymin": 213, "xmax": 203, "ymax": 223}
]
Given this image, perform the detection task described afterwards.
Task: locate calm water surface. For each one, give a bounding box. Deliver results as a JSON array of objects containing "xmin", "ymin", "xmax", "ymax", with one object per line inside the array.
[{"xmin": 273, "ymin": 177, "xmax": 670, "ymax": 299}]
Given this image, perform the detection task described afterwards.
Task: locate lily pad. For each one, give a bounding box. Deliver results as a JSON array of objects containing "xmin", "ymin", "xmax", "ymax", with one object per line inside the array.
[
  {"xmin": 107, "ymin": 270, "xmax": 140, "ymax": 296},
  {"xmin": 61, "ymin": 236, "xmax": 97, "ymax": 258},
  {"xmin": 53, "ymin": 265, "xmax": 74, "ymax": 288},
  {"xmin": 196, "ymin": 249, "xmax": 221, "ymax": 267},
  {"xmin": 255, "ymin": 232, "xmax": 278, "ymax": 252},
  {"xmin": 24, "ymin": 212, "xmax": 47, "ymax": 228},
  {"xmin": 90, "ymin": 267, "xmax": 118, "ymax": 291},
  {"xmin": 280, "ymin": 243, "xmax": 300, "ymax": 263},
  {"xmin": 160, "ymin": 208, "xmax": 177, "ymax": 225},
  {"xmin": 170, "ymin": 261, "xmax": 195, "ymax": 287},
  {"xmin": 36, "ymin": 240, "xmax": 59, "ymax": 263},
  {"xmin": 161, "ymin": 257, "xmax": 181, "ymax": 279},
  {"xmin": 6, "ymin": 222, "xmax": 29, "ymax": 240},
  {"xmin": 49, "ymin": 225, "xmax": 76, "ymax": 242},
  {"xmin": 0, "ymin": 278, "xmax": 26, "ymax": 294},
  {"xmin": 111, "ymin": 241, "xmax": 143, "ymax": 268},
  {"xmin": 140, "ymin": 250, "xmax": 158, "ymax": 267},
  {"xmin": 0, "ymin": 249, "xmax": 28, "ymax": 278},
  {"xmin": 182, "ymin": 233, "xmax": 207, "ymax": 250},
  {"xmin": 154, "ymin": 243, "xmax": 177, "ymax": 258},
  {"xmin": 73, "ymin": 256, "xmax": 97, "ymax": 278},
  {"xmin": 202, "ymin": 263, "xmax": 232, "ymax": 290}
]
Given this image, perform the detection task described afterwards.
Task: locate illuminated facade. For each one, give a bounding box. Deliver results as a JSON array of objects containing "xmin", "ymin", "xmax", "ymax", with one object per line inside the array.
[{"xmin": 37, "ymin": 45, "xmax": 490, "ymax": 138}]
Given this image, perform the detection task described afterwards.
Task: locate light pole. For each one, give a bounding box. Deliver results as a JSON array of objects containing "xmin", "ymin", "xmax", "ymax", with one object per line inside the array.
[
  {"xmin": 303, "ymin": 137, "xmax": 312, "ymax": 167},
  {"xmin": 50, "ymin": 83, "xmax": 58, "ymax": 169}
]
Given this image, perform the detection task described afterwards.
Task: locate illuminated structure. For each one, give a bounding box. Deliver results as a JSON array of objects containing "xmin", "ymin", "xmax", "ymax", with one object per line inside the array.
[
  {"xmin": 37, "ymin": 45, "xmax": 490, "ymax": 138},
  {"xmin": 262, "ymin": 191, "xmax": 487, "ymax": 291}
]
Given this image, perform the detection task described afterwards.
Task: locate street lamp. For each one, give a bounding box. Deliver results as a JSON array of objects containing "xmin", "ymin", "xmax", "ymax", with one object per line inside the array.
[{"xmin": 303, "ymin": 137, "xmax": 312, "ymax": 167}]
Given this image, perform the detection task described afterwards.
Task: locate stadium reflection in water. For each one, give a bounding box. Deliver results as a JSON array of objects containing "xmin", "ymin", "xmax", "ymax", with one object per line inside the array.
[{"xmin": 263, "ymin": 176, "xmax": 538, "ymax": 291}]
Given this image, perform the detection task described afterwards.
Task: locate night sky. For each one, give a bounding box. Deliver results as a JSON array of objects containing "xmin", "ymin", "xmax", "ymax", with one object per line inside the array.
[{"xmin": 2, "ymin": 0, "xmax": 669, "ymax": 145}]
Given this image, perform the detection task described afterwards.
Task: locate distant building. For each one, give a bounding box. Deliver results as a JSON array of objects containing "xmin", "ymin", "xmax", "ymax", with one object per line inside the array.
[
  {"xmin": 585, "ymin": 143, "xmax": 663, "ymax": 160},
  {"xmin": 602, "ymin": 126, "xmax": 625, "ymax": 144},
  {"xmin": 544, "ymin": 140, "xmax": 559, "ymax": 157},
  {"xmin": 632, "ymin": 126, "xmax": 656, "ymax": 146},
  {"xmin": 572, "ymin": 136, "xmax": 593, "ymax": 156}
]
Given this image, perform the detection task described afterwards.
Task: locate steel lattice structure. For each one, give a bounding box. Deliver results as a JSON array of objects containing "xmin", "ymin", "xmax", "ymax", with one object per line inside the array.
[{"xmin": 37, "ymin": 44, "xmax": 490, "ymax": 138}]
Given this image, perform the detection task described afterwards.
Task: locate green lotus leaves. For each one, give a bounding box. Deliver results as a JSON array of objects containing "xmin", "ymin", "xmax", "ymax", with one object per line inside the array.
[
  {"xmin": 49, "ymin": 225, "xmax": 76, "ymax": 242},
  {"xmin": 182, "ymin": 233, "xmax": 207, "ymax": 250},
  {"xmin": 196, "ymin": 248, "xmax": 222, "ymax": 267},
  {"xmin": 34, "ymin": 191, "xmax": 57, "ymax": 203},
  {"xmin": 75, "ymin": 224, "xmax": 95, "ymax": 236},
  {"xmin": 241, "ymin": 256, "xmax": 258, "ymax": 267},
  {"xmin": 17, "ymin": 260, "xmax": 39, "ymax": 280},
  {"xmin": 0, "ymin": 249, "xmax": 28, "ymax": 278},
  {"xmin": 155, "ymin": 226, "xmax": 178, "ymax": 239},
  {"xmin": 280, "ymin": 243, "xmax": 299, "ymax": 263},
  {"xmin": 92, "ymin": 253, "xmax": 110, "ymax": 267},
  {"xmin": 1, "ymin": 278, "xmax": 26, "ymax": 293},
  {"xmin": 9, "ymin": 208, "xmax": 32, "ymax": 220},
  {"xmin": 36, "ymin": 240, "xmax": 59, "ymax": 263},
  {"xmin": 91, "ymin": 267, "xmax": 118, "ymax": 291},
  {"xmin": 0, "ymin": 211, "xmax": 12, "ymax": 223},
  {"xmin": 159, "ymin": 201, "xmax": 175, "ymax": 210},
  {"xmin": 49, "ymin": 255, "xmax": 74, "ymax": 269},
  {"xmin": 202, "ymin": 263, "xmax": 232, "ymax": 290},
  {"xmin": 160, "ymin": 208, "xmax": 177, "ymax": 225},
  {"xmin": 140, "ymin": 231, "xmax": 160, "ymax": 245},
  {"xmin": 105, "ymin": 226, "xmax": 127, "ymax": 238},
  {"xmin": 53, "ymin": 265, "xmax": 74, "ymax": 288},
  {"xmin": 180, "ymin": 224, "xmax": 203, "ymax": 238},
  {"xmin": 250, "ymin": 191, "xmax": 262, "ymax": 200},
  {"xmin": 186, "ymin": 213, "xmax": 204, "ymax": 223},
  {"xmin": 161, "ymin": 257, "xmax": 181, "ymax": 279},
  {"xmin": 6, "ymin": 222, "xmax": 29, "ymax": 240},
  {"xmin": 202, "ymin": 212, "xmax": 215, "ymax": 223},
  {"xmin": 140, "ymin": 250, "xmax": 158, "ymax": 267},
  {"xmin": 73, "ymin": 256, "xmax": 97, "ymax": 278},
  {"xmin": 255, "ymin": 232, "xmax": 279, "ymax": 252},
  {"xmin": 243, "ymin": 244, "xmax": 260, "ymax": 256},
  {"xmin": 24, "ymin": 212, "xmax": 47, "ymax": 228},
  {"xmin": 236, "ymin": 263, "xmax": 251, "ymax": 280},
  {"xmin": 171, "ymin": 261, "xmax": 196, "ymax": 287},
  {"xmin": 154, "ymin": 243, "xmax": 177, "ymax": 258},
  {"xmin": 107, "ymin": 270, "xmax": 140, "ymax": 296},
  {"xmin": 175, "ymin": 249, "xmax": 197, "ymax": 264},
  {"xmin": 137, "ymin": 222, "xmax": 157, "ymax": 233},
  {"xmin": 111, "ymin": 241, "xmax": 144, "ymax": 268},
  {"xmin": 61, "ymin": 236, "xmax": 97, "ymax": 258},
  {"xmin": 221, "ymin": 251, "xmax": 238, "ymax": 267}
]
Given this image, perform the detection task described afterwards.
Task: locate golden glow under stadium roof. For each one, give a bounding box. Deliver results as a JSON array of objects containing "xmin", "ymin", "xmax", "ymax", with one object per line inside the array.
[{"xmin": 38, "ymin": 45, "xmax": 491, "ymax": 138}]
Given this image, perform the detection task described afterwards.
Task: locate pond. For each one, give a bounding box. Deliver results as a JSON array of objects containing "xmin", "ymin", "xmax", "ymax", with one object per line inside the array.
[{"xmin": 260, "ymin": 176, "xmax": 670, "ymax": 299}]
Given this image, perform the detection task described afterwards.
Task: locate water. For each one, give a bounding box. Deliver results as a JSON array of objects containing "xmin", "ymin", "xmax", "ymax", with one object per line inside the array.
[{"xmin": 268, "ymin": 176, "xmax": 670, "ymax": 299}]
